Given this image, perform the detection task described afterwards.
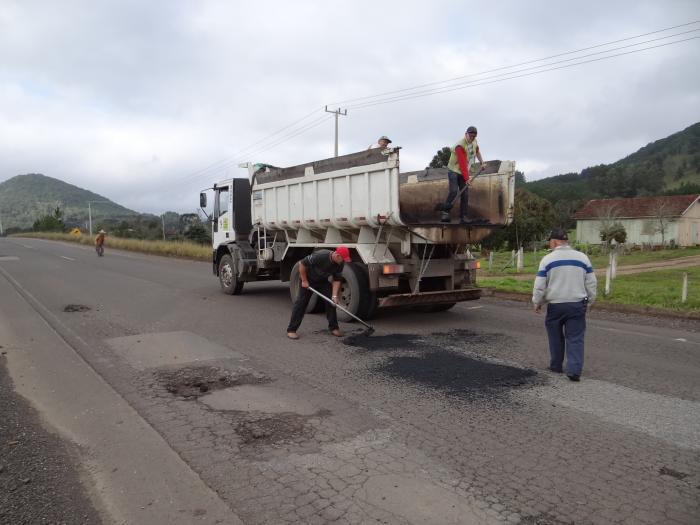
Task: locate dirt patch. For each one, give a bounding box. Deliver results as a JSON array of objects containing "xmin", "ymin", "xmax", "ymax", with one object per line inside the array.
[
  {"xmin": 379, "ymin": 350, "xmax": 538, "ymax": 399},
  {"xmin": 63, "ymin": 304, "xmax": 90, "ymax": 313},
  {"xmin": 156, "ymin": 366, "xmax": 270, "ymax": 399}
]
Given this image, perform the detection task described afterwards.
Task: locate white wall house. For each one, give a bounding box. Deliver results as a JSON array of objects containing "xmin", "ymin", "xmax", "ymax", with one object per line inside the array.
[{"xmin": 574, "ymin": 194, "xmax": 700, "ymax": 246}]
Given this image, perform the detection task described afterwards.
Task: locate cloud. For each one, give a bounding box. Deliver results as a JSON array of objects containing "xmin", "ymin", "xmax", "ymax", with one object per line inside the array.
[{"xmin": 1, "ymin": 0, "xmax": 698, "ymax": 213}]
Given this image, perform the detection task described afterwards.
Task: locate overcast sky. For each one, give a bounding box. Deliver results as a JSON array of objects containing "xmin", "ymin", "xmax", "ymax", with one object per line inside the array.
[{"xmin": 1, "ymin": 1, "xmax": 698, "ymax": 214}]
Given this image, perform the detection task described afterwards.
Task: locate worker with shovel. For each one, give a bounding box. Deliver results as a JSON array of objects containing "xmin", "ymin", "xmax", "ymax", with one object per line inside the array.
[
  {"xmin": 439, "ymin": 126, "xmax": 485, "ymax": 224},
  {"xmin": 286, "ymin": 246, "xmax": 352, "ymax": 340}
]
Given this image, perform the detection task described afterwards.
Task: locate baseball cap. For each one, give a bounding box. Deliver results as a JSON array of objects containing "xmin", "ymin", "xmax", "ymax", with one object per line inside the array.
[
  {"xmin": 466, "ymin": 126, "xmax": 477, "ymax": 134},
  {"xmin": 378, "ymin": 135, "xmax": 392, "ymax": 143},
  {"xmin": 548, "ymin": 228, "xmax": 568, "ymax": 241},
  {"xmin": 335, "ymin": 245, "xmax": 352, "ymax": 262}
]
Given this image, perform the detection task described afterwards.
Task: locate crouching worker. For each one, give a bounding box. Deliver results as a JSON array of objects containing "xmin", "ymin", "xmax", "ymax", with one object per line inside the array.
[{"xmin": 286, "ymin": 246, "xmax": 352, "ymax": 340}]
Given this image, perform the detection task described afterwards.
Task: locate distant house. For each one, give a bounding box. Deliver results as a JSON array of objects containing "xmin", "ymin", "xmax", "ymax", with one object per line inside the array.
[{"xmin": 573, "ymin": 194, "xmax": 700, "ymax": 246}]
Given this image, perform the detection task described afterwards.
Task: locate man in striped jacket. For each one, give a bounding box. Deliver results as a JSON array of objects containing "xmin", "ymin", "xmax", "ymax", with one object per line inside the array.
[{"xmin": 533, "ymin": 229, "xmax": 597, "ymax": 382}]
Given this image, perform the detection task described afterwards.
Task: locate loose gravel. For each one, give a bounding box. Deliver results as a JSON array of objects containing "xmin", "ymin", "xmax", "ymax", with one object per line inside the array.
[{"xmin": 0, "ymin": 356, "xmax": 102, "ymax": 524}]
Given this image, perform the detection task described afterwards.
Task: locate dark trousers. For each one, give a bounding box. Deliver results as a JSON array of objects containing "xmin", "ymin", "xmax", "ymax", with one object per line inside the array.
[
  {"xmin": 287, "ymin": 280, "xmax": 338, "ymax": 333},
  {"xmin": 545, "ymin": 301, "xmax": 587, "ymax": 375},
  {"xmin": 442, "ymin": 170, "xmax": 469, "ymax": 219}
]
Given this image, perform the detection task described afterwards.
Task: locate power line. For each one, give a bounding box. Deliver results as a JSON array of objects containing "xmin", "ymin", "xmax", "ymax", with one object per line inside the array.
[
  {"xmin": 330, "ymin": 20, "xmax": 700, "ymax": 106},
  {"xmin": 178, "ymin": 20, "xmax": 699, "ymax": 185},
  {"xmin": 346, "ymin": 35, "xmax": 700, "ymax": 110}
]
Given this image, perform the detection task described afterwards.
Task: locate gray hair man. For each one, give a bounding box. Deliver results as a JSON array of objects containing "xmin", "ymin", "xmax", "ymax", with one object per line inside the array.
[{"xmin": 533, "ymin": 229, "xmax": 597, "ymax": 381}]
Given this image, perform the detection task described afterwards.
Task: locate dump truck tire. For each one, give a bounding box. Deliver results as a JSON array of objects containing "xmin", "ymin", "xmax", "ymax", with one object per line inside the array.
[
  {"xmin": 219, "ymin": 254, "xmax": 244, "ymax": 295},
  {"xmin": 289, "ymin": 261, "xmax": 322, "ymax": 313},
  {"xmin": 336, "ymin": 264, "xmax": 371, "ymax": 322}
]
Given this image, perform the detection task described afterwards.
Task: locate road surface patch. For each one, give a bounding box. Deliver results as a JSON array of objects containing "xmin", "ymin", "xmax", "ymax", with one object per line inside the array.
[
  {"xmin": 380, "ymin": 350, "xmax": 538, "ymax": 399},
  {"xmin": 200, "ymin": 384, "xmax": 319, "ymax": 415},
  {"xmin": 106, "ymin": 331, "xmax": 242, "ymax": 370},
  {"xmin": 0, "ymin": 256, "xmax": 19, "ymax": 261},
  {"xmin": 526, "ymin": 377, "xmax": 700, "ymax": 450},
  {"xmin": 63, "ymin": 304, "xmax": 90, "ymax": 312},
  {"xmin": 358, "ymin": 474, "xmax": 497, "ymax": 525},
  {"xmin": 156, "ymin": 365, "xmax": 269, "ymax": 399}
]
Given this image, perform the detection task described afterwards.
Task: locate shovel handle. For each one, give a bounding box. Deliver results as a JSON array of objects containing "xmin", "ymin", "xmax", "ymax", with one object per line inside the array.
[{"xmin": 307, "ymin": 286, "xmax": 375, "ymax": 331}]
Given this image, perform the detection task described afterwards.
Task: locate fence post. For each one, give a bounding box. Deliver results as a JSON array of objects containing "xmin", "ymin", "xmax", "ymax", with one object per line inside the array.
[
  {"xmin": 488, "ymin": 251, "xmax": 493, "ymax": 271},
  {"xmin": 682, "ymin": 272, "xmax": 688, "ymax": 303},
  {"xmin": 605, "ymin": 265, "xmax": 612, "ymax": 296},
  {"xmin": 516, "ymin": 247, "xmax": 524, "ymax": 272},
  {"xmin": 611, "ymin": 250, "xmax": 618, "ymax": 280}
]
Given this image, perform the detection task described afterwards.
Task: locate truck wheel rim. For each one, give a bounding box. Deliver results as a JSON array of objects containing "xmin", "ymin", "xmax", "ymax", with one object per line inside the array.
[
  {"xmin": 338, "ymin": 282, "xmax": 352, "ymax": 310},
  {"xmin": 221, "ymin": 264, "xmax": 233, "ymax": 287}
]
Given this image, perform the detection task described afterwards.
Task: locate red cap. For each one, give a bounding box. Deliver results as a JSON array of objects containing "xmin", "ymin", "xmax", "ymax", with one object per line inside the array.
[{"xmin": 335, "ymin": 246, "xmax": 351, "ymax": 262}]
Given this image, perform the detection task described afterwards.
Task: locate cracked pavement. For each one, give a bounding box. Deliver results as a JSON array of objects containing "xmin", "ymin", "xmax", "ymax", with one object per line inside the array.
[{"xmin": 1, "ymin": 237, "xmax": 699, "ymax": 524}]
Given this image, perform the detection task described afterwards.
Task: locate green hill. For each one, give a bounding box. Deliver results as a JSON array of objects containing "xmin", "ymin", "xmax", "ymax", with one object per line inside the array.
[
  {"xmin": 0, "ymin": 173, "xmax": 138, "ymax": 231},
  {"xmin": 524, "ymin": 122, "xmax": 700, "ymax": 218}
]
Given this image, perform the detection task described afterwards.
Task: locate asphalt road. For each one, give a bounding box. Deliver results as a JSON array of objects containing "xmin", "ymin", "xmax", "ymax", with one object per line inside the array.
[{"xmin": 0, "ymin": 237, "xmax": 698, "ymax": 525}]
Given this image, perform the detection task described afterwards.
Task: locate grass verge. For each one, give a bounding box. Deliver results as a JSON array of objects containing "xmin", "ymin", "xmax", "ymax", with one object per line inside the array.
[
  {"xmin": 481, "ymin": 246, "xmax": 700, "ymax": 276},
  {"xmin": 479, "ymin": 266, "xmax": 700, "ymax": 312},
  {"xmin": 14, "ymin": 232, "xmax": 211, "ymax": 261}
]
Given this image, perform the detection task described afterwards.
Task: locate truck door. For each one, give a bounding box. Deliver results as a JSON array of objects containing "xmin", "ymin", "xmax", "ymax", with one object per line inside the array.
[{"xmin": 213, "ymin": 185, "xmax": 231, "ymax": 247}]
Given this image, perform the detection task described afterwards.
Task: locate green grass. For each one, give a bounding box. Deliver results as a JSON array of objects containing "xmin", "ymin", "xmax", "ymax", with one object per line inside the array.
[
  {"xmin": 481, "ymin": 246, "xmax": 700, "ymax": 277},
  {"xmin": 14, "ymin": 232, "xmax": 211, "ymax": 260},
  {"xmin": 479, "ymin": 266, "xmax": 700, "ymax": 312}
]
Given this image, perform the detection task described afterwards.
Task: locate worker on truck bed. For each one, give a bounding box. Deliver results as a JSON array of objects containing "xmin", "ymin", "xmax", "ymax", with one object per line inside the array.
[
  {"xmin": 440, "ymin": 126, "xmax": 485, "ymax": 224},
  {"xmin": 286, "ymin": 246, "xmax": 352, "ymax": 340},
  {"xmin": 368, "ymin": 135, "xmax": 392, "ymax": 150}
]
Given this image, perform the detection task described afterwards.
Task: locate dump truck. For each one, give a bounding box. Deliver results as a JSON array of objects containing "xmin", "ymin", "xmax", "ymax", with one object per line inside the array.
[{"xmin": 201, "ymin": 147, "xmax": 515, "ymax": 321}]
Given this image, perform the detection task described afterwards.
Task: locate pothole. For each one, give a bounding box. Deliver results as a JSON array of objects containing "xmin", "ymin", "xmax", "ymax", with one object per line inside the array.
[
  {"xmin": 63, "ymin": 304, "xmax": 90, "ymax": 312},
  {"xmin": 659, "ymin": 467, "xmax": 689, "ymax": 480},
  {"xmin": 235, "ymin": 413, "xmax": 316, "ymax": 445},
  {"xmin": 155, "ymin": 366, "xmax": 270, "ymax": 399}
]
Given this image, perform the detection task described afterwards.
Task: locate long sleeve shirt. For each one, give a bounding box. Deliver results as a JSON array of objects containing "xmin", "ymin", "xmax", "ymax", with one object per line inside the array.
[{"xmin": 532, "ymin": 245, "xmax": 597, "ymax": 305}]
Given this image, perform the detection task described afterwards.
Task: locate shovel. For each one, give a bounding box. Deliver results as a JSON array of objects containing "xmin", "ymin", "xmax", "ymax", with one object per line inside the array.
[
  {"xmin": 433, "ymin": 164, "xmax": 486, "ymax": 212},
  {"xmin": 307, "ymin": 286, "xmax": 375, "ymax": 336}
]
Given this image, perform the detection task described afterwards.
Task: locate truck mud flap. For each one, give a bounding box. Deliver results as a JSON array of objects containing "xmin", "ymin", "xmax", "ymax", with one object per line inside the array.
[{"xmin": 378, "ymin": 288, "xmax": 481, "ymax": 308}]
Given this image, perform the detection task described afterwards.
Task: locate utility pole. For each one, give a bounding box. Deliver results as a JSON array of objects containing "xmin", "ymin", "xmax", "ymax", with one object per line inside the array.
[
  {"xmin": 161, "ymin": 214, "xmax": 166, "ymax": 240},
  {"xmin": 0, "ymin": 214, "xmax": 3, "ymax": 236},
  {"xmin": 88, "ymin": 200, "xmax": 110, "ymax": 236},
  {"xmin": 324, "ymin": 106, "xmax": 347, "ymax": 157}
]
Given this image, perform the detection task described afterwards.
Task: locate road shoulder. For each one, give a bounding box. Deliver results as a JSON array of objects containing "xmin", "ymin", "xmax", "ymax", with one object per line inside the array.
[{"xmin": 0, "ymin": 268, "xmax": 242, "ymax": 525}]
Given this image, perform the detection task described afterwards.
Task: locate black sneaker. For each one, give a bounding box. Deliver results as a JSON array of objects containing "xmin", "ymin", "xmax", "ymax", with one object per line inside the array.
[
  {"xmin": 548, "ymin": 367, "xmax": 563, "ymax": 373},
  {"xmin": 567, "ymin": 374, "xmax": 581, "ymax": 382},
  {"xmin": 440, "ymin": 212, "xmax": 451, "ymax": 222}
]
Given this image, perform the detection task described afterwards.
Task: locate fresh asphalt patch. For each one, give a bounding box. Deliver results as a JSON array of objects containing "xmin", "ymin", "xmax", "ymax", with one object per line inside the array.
[
  {"xmin": 343, "ymin": 328, "xmax": 540, "ymax": 399},
  {"xmin": 155, "ymin": 365, "xmax": 270, "ymax": 399},
  {"xmin": 381, "ymin": 351, "xmax": 538, "ymax": 399}
]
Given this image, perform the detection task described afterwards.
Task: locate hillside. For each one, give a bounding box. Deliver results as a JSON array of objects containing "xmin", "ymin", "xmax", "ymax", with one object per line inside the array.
[
  {"xmin": 524, "ymin": 122, "xmax": 700, "ymax": 214},
  {"xmin": 0, "ymin": 173, "xmax": 138, "ymax": 230}
]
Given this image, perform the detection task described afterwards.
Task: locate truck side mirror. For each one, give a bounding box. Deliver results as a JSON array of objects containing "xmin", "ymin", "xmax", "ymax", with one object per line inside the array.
[{"xmin": 200, "ymin": 192, "xmax": 207, "ymax": 208}]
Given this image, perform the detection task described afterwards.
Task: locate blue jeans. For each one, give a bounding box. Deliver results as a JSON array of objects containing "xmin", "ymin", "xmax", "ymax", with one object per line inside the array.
[
  {"xmin": 442, "ymin": 170, "xmax": 469, "ymax": 219},
  {"xmin": 545, "ymin": 301, "xmax": 587, "ymax": 375}
]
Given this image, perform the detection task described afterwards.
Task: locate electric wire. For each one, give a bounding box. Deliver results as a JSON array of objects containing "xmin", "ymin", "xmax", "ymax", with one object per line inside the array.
[
  {"xmin": 346, "ymin": 35, "xmax": 700, "ymax": 110},
  {"xmin": 329, "ymin": 20, "xmax": 700, "ymax": 106}
]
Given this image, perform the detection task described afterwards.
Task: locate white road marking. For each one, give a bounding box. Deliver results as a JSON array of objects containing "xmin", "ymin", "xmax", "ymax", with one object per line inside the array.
[
  {"xmin": 60, "ymin": 256, "xmax": 75, "ymax": 261},
  {"xmin": 675, "ymin": 338, "xmax": 688, "ymax": 343},
  {"xmin": 19, "ymin": 243, "xmax": 34, "ymax": 249}
]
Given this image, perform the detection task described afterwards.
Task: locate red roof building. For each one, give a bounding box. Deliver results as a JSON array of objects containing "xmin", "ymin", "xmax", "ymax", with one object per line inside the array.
[{"xmin": 574, "ymin": 194, "xmax": 700, "ymax": 246}]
